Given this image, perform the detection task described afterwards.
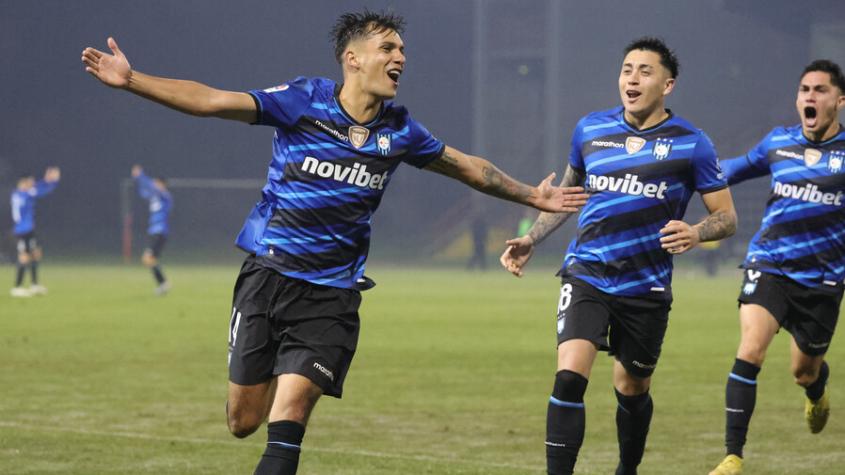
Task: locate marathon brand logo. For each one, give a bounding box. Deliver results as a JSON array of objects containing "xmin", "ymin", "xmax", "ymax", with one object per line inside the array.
[
  {"xmin": 313, "ymin": 119, "xmax": 349, "ymax": 142},
  {"xmin": 772, "ymin": 181, "xmax": 843, "ymax": 206},
  {"xmin": 631, "ymin": 360, "xmax": 656, "ymax": 370},
  {"xmin": 263, "ymin": 84, "xmax": 290, "ymax": 93},
  {"xmin": 587, "ymin": 173, "xmax": 669, "ymax": 199},
  {"xmin": 313, "ymin": 361, "xmax": 335, "ymax": 381},
  {"xmin": 591, "ymin": 140, "xmax": 625, "ymax": 149},
  {"xmin": 775, "ymin": 149, "xmax": 804, "ymax": 160},
  {"xmin": 301, "ymin": 156, "xmax": 388, "ymax": 190}
]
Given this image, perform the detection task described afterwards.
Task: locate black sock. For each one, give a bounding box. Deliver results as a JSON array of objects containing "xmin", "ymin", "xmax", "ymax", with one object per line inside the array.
[
  {"xmin": 15, "ymin": 264, "xmax": 26, "ymax": 287},
  {"xmin": 254, "ymin": 420, "xmax": 305, "ymax": 475},
  {"xmin": 152, "ymin": 265, "xmax": 166, "ymax": 285},
  {"xmin": 30, "ymin": 261, "xmax": 38, "ymax": 285},
  {"xmin": 614, "ymin": 389, "xmax": 653, "ymax": 475},
  {"xmin": 805, "ymin": 361, "xmax": 829, "ymax": 401},
  {"xmin": 725, "ymin": 358, "xmax": 760, "ymax": 458},
  {"xmin": 546, "ymin": 370, "xmax": 588, "ymax": 475}
]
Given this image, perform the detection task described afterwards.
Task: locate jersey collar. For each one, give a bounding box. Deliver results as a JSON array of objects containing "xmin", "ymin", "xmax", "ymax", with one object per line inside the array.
[{"xmin": 333, "ymin": 83, "xmax": 386, "ymax": 127}]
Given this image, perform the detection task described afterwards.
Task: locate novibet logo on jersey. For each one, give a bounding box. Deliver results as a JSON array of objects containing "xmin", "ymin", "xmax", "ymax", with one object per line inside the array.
[
  {"xmin": 301, "ymin": 156, "xmax": 388, "ymax": 190},
  {"xmin": 587, "ymin": 173, "xmax": 669, "ymax": 199}
]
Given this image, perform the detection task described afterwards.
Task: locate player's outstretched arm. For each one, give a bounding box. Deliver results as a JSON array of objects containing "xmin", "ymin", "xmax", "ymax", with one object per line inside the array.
[
  {"xmin": 499, "ymin": 166, "xmax": 586, "ymax": 277},
  {"xmin": 424, "ymin": 145, "xmax": 588, "ymax": 213},
  {"xmin": 659, "ymin": 188, "xmax": 736, "ymax": 255},
  {"xmin": 82, "ymin": 37, "xmax": 256, "ymax": 123}
]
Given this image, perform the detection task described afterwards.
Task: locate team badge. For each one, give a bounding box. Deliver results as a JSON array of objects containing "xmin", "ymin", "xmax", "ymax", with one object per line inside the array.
[
  {"xmin": 653, "ymin": 138, "xmax": 673, "ymax": 160},
  {"xmin": 377, "ymin": 133, "xmax": 392, "ymax": 156},
  {"xmin": 804, "ymin": 148, "xmax": 822, "ymax": 167},
  {"xmin": 828, "ymin": 151, "xmax": 843, "ymax": 173},
  {"xmin": 348, "ymin": 126, "xmax": 370, "ymax": 149},
  {"xmin": 625, "ymin": 136, "xmax": 646, "ymax": 154},
  {"xmin": 263, "ymin": 84, "xmax": 289, "ymax": 93},
  {"xmin": 742, "ymin": 269, "xmax": 761, "ymax": 295}
]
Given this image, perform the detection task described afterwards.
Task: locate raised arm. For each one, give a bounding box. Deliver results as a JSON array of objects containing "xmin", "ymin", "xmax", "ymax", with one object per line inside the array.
[
  {"xmin": 659, "ymin": 187, "xmax": 737, "ymax": 255},
  {"xmin": 499, "ymin": 165, "xmax": 586, "ymax": 277},
  {"xmin": 33, "ymin": 167, "xmax": 60, "ymax": 197},
  {"xmin": 132, "ymin": 165, "xmax": 154, "ymax": 199},
  {"xmin": 82, "ymin": 37, "xmax": 256, "ymax": 123},
  {"xmin": 423, "ymin": 145, "xmax": 588, "ymax": 213}
]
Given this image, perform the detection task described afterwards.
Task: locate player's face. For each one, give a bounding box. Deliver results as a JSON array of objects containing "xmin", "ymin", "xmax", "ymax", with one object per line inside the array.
[
  {"xmin": 618, "ymin": 50, "xmax": 674, "ymax": 119},
  {"xmin": 351, "ymin": 28, "xmax": 405, "ymax": 100},
  {"xmin": 796, "ymin": 71, "xmax": 845, "ymax": 139}
]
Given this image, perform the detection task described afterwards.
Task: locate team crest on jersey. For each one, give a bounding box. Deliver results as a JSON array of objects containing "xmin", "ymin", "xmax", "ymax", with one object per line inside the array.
[
  {"xmin": 348, "ymin": 126, "xmax": 370, "ymax": 149},
  {"xmin": 742, "ymin": 269, "xmax": 761, "ymax": 295},
  {"xmin": 653, "ymin": 138, "xmax": 673, "ymax": 160},
  {"xmin": 263, "ymin": 84, "xmax": 289, "ymax": 93},
  {"xmin": 625, "ymin": 136, "xmax": 646, "ymax": 154},
  {"xmin": 828, "ymin": 151, "xmax": 844, "ymax": 173},
  {"xmin": 804, "ymin": 148, "xmax": 822, "ymax": 167},
  {"xmin": 377, "ymin": 133, "xmax": 392, "ymax": 156}
]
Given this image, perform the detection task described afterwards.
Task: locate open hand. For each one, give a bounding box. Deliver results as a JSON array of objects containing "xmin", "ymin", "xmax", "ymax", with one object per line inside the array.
[
  {"xmin": 82, "ymin": 37, "xmax": 131, "ymax": 88},
  {"xmin": 533, "ymin": 172, "xmax": 589, "ymax": 213}
]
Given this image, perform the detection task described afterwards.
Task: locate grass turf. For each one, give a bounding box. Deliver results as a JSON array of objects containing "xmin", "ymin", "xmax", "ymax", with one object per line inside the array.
[{"xmin": 1, "ymin": 264, "xmax": 842, "ymax": 474}]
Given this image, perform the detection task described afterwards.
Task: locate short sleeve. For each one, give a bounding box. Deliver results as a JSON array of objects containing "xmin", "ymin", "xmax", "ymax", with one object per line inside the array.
[
  {"xmin": 721, "ymin": 130, "xmax": 774, "ymax": 185},
  {"xmin": 568, "ymin": 119, "xmax": 586, "ymax": 172},
  {"xmin": 692, "ymin": 132, "xmax": 728, "ymax": 193},
  {"xmin": 400, "ymin": 118, "xmax": 445, "ymax": 169},
  {"xmin": 248, "ymin": 76, "xmax": 315, "ymax": 128}
]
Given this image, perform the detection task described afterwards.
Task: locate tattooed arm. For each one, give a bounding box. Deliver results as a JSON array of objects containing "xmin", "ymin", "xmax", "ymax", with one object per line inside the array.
[
  {"xmin": 659, "ymin": 187, "xmax": 737, "ymax": 255},
  {"xmin": 499, "ymin": 166, "xmax": 586, "ymax": 277},
  {"xmin": 424, "ymin": 145, "xmax": 588, "ymax": 213}
]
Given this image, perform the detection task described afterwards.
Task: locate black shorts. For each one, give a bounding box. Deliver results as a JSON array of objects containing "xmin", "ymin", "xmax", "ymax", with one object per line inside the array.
[
  {"xmin": 227, "ymin": 255, "xmax": 362, "ymax": 398},
  {"xmin": 738, "ymin": 269, "xmax": 842, "ymax": 356},
  {"xmin": 145, "ymin": 234, "xmax": 167, "ymax": 258},
  {"xmin": 556, "ymin": 276, "xmax": 671, "ymax": 378},
  {"xmin": 16, "ymin": 232, "xmax": 37, "ymax": 254}
]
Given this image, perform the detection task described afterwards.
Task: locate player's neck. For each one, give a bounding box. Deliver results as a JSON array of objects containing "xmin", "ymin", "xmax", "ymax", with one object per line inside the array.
[
  {"xmin": 624, "ymin": 105, "xmax": 669, "ymax": 131},
  {"xmin": 338, "ymin": 84, "xmax": 383, "ymax": 124},
  {"xmin": 804, "ymin": 121, "xmax": 842, "ymax": 143}
]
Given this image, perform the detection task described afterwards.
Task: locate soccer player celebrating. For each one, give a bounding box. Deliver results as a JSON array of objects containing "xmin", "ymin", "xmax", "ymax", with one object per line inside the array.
[
  {"xmin": 82, "ymin": 11, "xmax": 588, "ymax": 475},
  {"xmin": 10, "ymin": 167, "xmax": 60, "ymax": 297},
  {"xmin": 500, "ymin": 38, "xmax": 736, "ymax": 475},
  {"xmin": 132, "ymin": 165, "xmax": 172, "ymax": 296},
  {"xmin": 708, "ymin": 60, "xmax": 845, "ymax": 475}
]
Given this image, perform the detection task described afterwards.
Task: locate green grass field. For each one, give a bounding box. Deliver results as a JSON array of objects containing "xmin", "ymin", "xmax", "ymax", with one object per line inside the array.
[{"xmin": 1, "ymin": 264, "xmax": 843, "ymax": 474}]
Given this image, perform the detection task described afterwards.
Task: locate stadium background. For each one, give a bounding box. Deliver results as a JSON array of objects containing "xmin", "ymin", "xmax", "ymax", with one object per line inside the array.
[{"xmin": 2, "ymin": 0, "xmax": 844, "ymax": 266}]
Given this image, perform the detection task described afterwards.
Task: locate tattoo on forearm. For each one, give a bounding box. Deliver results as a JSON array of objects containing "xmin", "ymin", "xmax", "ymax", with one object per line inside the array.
[
  {"xmin": 480, "ymin": 164, "xmax": 532, "ymax": 202},
  {"xmin": 696, "ymin": 210, "xmax": 736, "ymax": 242},
  {"xmin": 526, "ymin": 166, "xmax": 585, "ymax": 244}
]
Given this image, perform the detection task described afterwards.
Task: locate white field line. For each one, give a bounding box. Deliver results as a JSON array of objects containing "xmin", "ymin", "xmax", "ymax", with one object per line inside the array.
[{"xmin": 0, "ymin": 421, "xmax": 543, "ymax": 471}]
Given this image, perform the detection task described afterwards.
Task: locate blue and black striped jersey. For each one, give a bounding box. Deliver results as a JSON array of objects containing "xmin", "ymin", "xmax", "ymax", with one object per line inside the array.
[
  {"xmin": 236, "ymin": 77, "xmax": 445, "ymax": 289},
  {"xmin": 135, "ymin": 172, "xmax": 172, "ymax": 236},
  {"xmin": 10, "ymin": 180, "xmax": 58, "ymax": 236},
  {"xmin": 722, "ymin": 125, "xmax": 845, "ymax": 290},
  {"xmin": 561, "ymin": 107, "xmax": 727, "ymax": 299}
]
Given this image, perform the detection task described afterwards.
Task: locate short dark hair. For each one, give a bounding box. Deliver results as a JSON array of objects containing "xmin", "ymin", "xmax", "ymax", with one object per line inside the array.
[
  {"xmin": 624, "ymin": 37, "xmax": 679, "ymax": 79},
  {"xmin": 331, "ymin": 10, "xmax": 406, "ymax": 63},
  {"xmin": 802, "ymin": 59, "xmax": 845, "ymax": 93}
]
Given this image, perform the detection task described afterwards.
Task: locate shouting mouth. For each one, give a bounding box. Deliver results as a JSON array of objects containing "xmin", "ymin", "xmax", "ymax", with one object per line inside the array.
[
  {"xmin": 804, "ymin": 106, "xmax": 818, "ymax": 128},
  {"xmin": 387, "ymin": 69, "xmax": 402, "ymax": 87}
]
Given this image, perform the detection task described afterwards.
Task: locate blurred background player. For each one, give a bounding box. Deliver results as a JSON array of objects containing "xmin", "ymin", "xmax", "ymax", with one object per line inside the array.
[
  {"xmin": 82, "ymin": 10, "xmax": 587, "ymax": 475},
  {"xmin": 132, "ymin": 165, "xmax": 172, "ymax": 296},
  {"xmin": 10, "ymin": 166, "xmax": 60, "ymax": 297},
  {"xmin": 500, "ymin": 38, "xmax": 736, "ymax": 475},
  {"xmin": 708, "ymin": 60, "xmax": 845, "ymax": 475}
]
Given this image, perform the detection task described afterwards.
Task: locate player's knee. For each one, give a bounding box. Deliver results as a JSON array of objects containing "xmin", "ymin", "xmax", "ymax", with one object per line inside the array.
[
  {"xmin": 226, "ymin": 406, "xmax": 263, "ymax": 438},
  {"xmin": 141, "ymin": 253, "xmax": 156, "ymax": 267},
  {"xmin": 18, "ymin": 253, "xmax": 31, "ymax": 265},
  {"xmin": 615, "ymin": 376, "xmax": 650, "ymax": 396},
  {"xmin": 553, "ymin": 369, "xmax": 589, "ymax": 401},
  {"xmin": 32, "ymin": 248, "xmax": 42, "ymax": 261},
  {"xmin": 791, "ymin": 366, "xmax": 818, "ymax": 387}
]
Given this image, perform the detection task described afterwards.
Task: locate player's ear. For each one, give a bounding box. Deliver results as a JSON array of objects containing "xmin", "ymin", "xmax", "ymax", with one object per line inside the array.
[
  {"xmin": 663, "ymin": 77, "xmax": 675, "ymax": 96},
  {"xmin": 836, "ymin": 91, "xmax": 845, "ymax": 111},
  {"xmin": 344, "ymin": 48, "xmax": 360, "ymax": 71}
]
